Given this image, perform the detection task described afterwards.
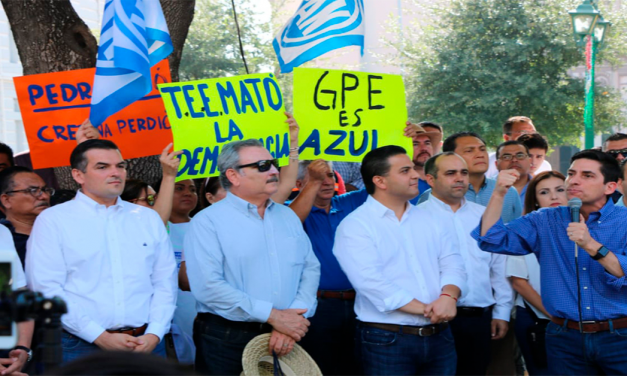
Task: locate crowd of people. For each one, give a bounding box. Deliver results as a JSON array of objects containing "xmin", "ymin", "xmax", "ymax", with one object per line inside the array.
[{"xmin": 0, "ymin": 115, "xmax": 626, "ymax": 376}]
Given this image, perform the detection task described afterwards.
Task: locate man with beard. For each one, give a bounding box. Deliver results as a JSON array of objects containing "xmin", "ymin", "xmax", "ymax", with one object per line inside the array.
[
  {"xmin": 474, "ymin": 149, "xmax": 627, "ymax": 375},
  {"xmin": 420, "ymin": 153, "xmax": 512, "ymax": 375},
  {"xmin": 494, "ymin": 141, "xmax": 532, "ymax": 202},
  {"xmin": 410, "ymin": 123, "xmax": 443, "ymax": 202},
  {"xmin": 0, "ymin": 166, "xmax": 53, "ymax": 266}
]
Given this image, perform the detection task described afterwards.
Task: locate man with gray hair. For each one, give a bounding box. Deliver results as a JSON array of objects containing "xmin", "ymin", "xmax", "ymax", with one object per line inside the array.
[
  {"xmin": 289, "ymin": 159, "xmax": 367, "ymax": 375},
  {"xmin": 185, "ymin": 139, "xmax": 320, "ymax": 376}
]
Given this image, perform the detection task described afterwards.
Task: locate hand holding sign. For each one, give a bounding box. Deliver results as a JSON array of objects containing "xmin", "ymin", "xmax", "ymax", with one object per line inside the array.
[
  {"xmin": 76, "ymin": 119, "xmax": 100, "ymax": 144},
  {"xmin": 159, "ymin": 143, "xmax": 183, "ymax": 179}
]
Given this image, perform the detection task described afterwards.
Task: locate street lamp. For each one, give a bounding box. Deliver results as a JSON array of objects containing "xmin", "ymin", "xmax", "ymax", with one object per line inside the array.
[{"xmin": 569, "ymin": 0, "xmax": 610, "ymax": 149}]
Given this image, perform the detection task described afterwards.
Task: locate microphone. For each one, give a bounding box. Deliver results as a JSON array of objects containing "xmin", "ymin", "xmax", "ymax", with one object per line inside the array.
[{"xmin": 568, "ymin": 198, "xmax": 582, "ymax": 223}]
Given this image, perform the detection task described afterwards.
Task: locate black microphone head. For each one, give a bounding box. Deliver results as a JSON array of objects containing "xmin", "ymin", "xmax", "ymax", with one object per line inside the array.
[{"xmin": 568, "ymin": 197, "xmax": 582, "ymax": 209}]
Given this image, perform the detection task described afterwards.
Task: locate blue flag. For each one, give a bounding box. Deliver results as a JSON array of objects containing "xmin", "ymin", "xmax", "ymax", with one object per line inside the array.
[
  {"xmin": 90, "ymin": 0, "xmax": 173, "ymax": 126},
  {"xmin": 273, "ymin": 0, "xmax": 365, "ymax": 73}
]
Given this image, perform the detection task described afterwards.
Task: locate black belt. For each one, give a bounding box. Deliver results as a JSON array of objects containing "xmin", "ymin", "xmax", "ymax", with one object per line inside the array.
[
  {"xmin": 457, "ymin": 305, "xmax": 493, "ymax": 317},
  {"xmin": 196, "ymin": 312, "xmax": 272, "ymax": 333},
  {"xmin": 361, "ymin": 321, "xmax": 449, "ymax": 337}
]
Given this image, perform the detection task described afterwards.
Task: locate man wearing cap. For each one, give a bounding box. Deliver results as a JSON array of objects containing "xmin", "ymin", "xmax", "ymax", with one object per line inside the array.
[
  {"xmin": 334, "ymin": 145, "xmax": 466, "ymax": 375},
  {"xmin": 185, "ymin": 139, "xmax": 320, "ymax": 376},
  {"xmin": 421, "ymin": 152, "xmax": 513, "ymax": 375}
]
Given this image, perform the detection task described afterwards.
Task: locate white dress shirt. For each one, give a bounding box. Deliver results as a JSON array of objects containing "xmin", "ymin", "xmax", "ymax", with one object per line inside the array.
[
  {"xmin": 184, "ymin": 192, "xmax": 320, "ymax": 323},
  {"xmin": 0, "ymin": 225, "xmax": 26, "ymax": 290},
  {"xmin": 418, "ymin": 196, "xmax": 514, "ymax": 321},
  {"xmin": 333, "ymin": 195, "xmax": 467, "ymax": 326},
  {"xmin": 506, "ymin": 254, "xmax": 549, "ymax": 320},
  {"xmin": 487, "ymin": 152, "xmax": 551, "ymax": 179},
  {"xmin": 26, "ymin": 191, "xmax": 177, "ymax": 343}
]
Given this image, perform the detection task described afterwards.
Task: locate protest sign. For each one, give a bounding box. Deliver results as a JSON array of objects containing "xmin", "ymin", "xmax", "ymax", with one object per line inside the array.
[
  {"xmin": 293, "ymin": 68, "xmax": 411, "ymax": 162},
  {"xmin": 158, "ymin": 73, "xmax": 288, "ymax": 181},
  {"xmin": 13, "ymin": 60, "xmax": 173, "ymax": 169}
]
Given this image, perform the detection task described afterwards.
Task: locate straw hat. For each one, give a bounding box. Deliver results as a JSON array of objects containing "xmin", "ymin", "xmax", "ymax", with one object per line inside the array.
[{"xmin": 241, "ymin": 333, "xmax": 322, "ymax": 376}]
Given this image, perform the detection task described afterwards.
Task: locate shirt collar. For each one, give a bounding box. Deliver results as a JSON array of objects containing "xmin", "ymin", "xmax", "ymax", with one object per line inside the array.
[
  {"xmin": 366, "ymin": 195, "xmax": 412, "ymax": 221},
  {"xmin": 469, "ymin": 176, "xmax": 490, "ymax": 193},
  {"xmin": 225, "ymin": 191, "xmax": 274, "ymax": 217},
  {"xmin": 597, "ymin": 198, "xmax": 616, "ymax": 218},
  {"xmin": 75, "ymin": 190, "xmax": 124, "ymax": 212},
  {"xmin": 429, "ymin": 194, "xmax": 467, "ymax": 212}
]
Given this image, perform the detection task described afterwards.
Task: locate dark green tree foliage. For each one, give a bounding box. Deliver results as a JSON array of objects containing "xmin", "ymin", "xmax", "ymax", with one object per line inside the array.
[
  {"xmin": 404, "ymin": 0, "xmax": 626, "ymax": 147},
  {"xmin": 179, "ymin": 0, "xmax": 273, "ymax": 81}
]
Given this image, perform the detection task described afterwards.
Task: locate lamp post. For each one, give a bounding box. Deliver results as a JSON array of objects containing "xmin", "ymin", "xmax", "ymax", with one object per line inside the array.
[{"xmin": 569, "ymin": 0, "xmax": 610, "ymax": 149}]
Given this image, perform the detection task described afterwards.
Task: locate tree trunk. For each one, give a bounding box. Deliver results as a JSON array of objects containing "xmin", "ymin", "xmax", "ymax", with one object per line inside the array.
[
  {"xmin": 161, "ymin": 0, "xmax": 196, "ymax": 83},
  {"xmin": 3, "ymin": 0, "xmax": 195, "ymax": 189}
]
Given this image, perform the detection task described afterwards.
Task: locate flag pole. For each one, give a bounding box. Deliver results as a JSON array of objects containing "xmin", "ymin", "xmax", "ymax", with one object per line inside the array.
[{"xmin": 230, "ymin": 0, "xmax": 250, "ymax": 74}]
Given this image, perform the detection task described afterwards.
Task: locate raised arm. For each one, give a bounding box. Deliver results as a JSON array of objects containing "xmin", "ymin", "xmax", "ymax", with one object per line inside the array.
[
  {"xmin": 271, "ymin": 113, "xmax": 299, "ymax": 204},
  {"xmin": 481, "ymin": 169, "xmax": 519, "ymax": 236},
  {"xmin": 288, "ymin": 160, "xmax": 331, "ymax": 222},
  {"xmin": 152, "ymin": 143, "xmax": 182, "ymax": 225}
]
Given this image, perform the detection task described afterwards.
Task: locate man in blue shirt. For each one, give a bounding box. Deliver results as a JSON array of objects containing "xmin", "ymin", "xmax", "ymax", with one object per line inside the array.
[
  {"xmin": 473, "ymin": 149, "xmax": 627, "ymax": 375},
  {"xmin": 289, "ymin": 159, "xmax": 367, "ymax": 375},
  {"xmin": 185, "ymin": 139, "xmax": 320, "ymax": 375}
]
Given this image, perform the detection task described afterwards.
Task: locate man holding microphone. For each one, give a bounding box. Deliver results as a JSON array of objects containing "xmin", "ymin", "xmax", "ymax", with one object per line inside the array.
[{"xmin": 472, "ymin": 149, "xmax": 627, "ymax": 375}]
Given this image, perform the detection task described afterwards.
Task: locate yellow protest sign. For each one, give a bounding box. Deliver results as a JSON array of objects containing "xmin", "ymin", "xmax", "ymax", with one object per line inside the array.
[
  {"xmin": 294, "ymin": 68, "xmax": 411, "ymax": 162},
  {"xmin": 158, "ymin": 73, "xmax": 288, "ymax": 181}
]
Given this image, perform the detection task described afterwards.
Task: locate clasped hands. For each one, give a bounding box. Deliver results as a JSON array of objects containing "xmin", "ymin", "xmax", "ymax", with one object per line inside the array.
[{"xmin": 267, "ymin": 308, "xmax": 310, "ymax": 357}]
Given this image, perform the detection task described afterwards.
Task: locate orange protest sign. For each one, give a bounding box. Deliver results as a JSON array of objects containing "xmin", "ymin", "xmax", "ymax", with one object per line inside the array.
[{"xmin": 13, "ymin": 59, "xmax": 173, "ymax": 169}]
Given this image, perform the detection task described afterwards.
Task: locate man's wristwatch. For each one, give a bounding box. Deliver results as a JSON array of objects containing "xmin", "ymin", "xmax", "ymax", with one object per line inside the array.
[
  {"xmin": 592, "ymin": 245, "xmax": 610, "ymax": 261},
  {"xmin": 12, "ymin": 346, "xmax": 32, "ymax": 362}
]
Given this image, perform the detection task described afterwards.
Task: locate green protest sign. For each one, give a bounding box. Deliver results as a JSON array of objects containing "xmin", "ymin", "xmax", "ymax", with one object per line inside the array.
[
  {"xmin": 294, "ymin": 68, "xmax": 411, "ymax": 161},
  {"xmin": 158, "ymin": 73, "xmax": 289, "ymax": 181}
]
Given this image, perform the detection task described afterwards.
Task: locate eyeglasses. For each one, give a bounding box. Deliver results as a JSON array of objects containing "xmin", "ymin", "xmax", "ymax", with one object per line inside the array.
[
  {"xmin": 131, "ymin": 194, "xmax": 157, "ymax": 206},
  {"xmin": 499, "ymin": 153, "xmax": 529, "ymax": 161},
  {"xmin": 607, "ymin": 149, "xmax": 627, "ymax": 159},
  {"xmin": 4, "ymin": 186, "xmax": 55, "ymax": 198},
  {"xmin": 236, "ymin": 159, "xmax": 279, "ymax": 172}
]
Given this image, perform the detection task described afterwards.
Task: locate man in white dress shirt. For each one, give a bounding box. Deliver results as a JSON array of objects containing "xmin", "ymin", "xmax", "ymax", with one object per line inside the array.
[
  {"xmin": 333, "ymin": 145, "xmax": 467, "ymax": 375},
  {"xmin": 26, "ymin": 140, "xmax": 177, "ymax": 363},
  {"xmin": 420, "ymin": 152, "xmax": 513, "ymax": 375}
]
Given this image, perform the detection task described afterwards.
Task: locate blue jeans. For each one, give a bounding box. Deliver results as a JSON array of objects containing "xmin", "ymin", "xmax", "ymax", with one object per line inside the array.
[
  {"xmin": 299, "ymin": 297, "xmax": 358, "ymax": 375},
  {"xmin": 546, "ymin": 320, "xmax": 627, "ymax": 375},
  {"xmin": 357, "ymin": 322, "xmax": 457, "ymax": 375},
  {"xmin": 61, "ymin": 331, "xmax": 166, "ymax": 364},
  {"xmin": 514, "ymin": 306, "xmax": 550, "ymax": 376}
]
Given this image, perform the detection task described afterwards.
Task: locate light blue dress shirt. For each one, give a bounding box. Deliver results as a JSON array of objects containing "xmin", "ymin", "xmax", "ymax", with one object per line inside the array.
[
  {"xmin": 418, "ymin": 177, "xmax": 522, "ymax": 223},
  {"xmin": 184, "ymin": 192, "xmax": 320, "ymax": 323}
]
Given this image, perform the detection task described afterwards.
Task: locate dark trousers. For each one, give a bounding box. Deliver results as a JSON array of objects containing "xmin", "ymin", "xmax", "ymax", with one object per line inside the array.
[
  {"xmin": 193, "ymin": 313, "xmax": 271, "ymax": 376},
  {"xmin": 449, "ymin": 307, "xmax": 492, "ymax": 376},
  {"xmin": 514, "ymin": 306, "xmax": 550, "ymax": 376},
  {"xmin": 299, "ymin": 297, "xmax": 358, "ymax": 375},
  {"xmin": 357, "ymin": 321, "xmax": 457, "ymax": 375},
  {"xmin": 546, "ymin": 320, "xmax": 627, "ymax": 375}
]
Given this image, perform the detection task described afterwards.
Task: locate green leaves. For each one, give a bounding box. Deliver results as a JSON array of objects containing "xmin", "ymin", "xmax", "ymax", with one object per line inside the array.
[{"xmin": 403, "ymin": 0, "xmax": 626, "ymax": 148}]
